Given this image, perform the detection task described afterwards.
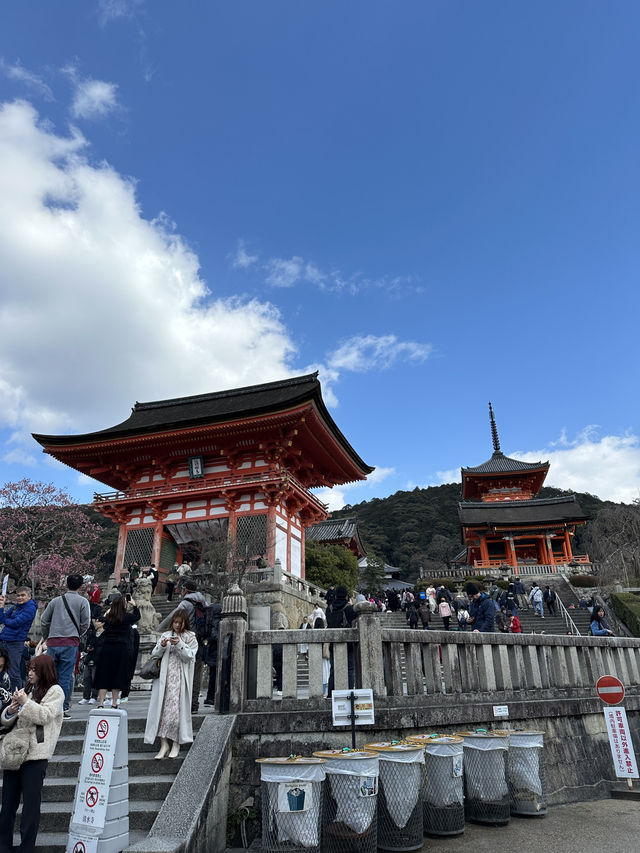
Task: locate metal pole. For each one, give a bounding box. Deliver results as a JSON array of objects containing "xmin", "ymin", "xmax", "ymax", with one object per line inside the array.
[{"xmin": 349, "ymin": 691, "xmax": 356, "ymax": 749}]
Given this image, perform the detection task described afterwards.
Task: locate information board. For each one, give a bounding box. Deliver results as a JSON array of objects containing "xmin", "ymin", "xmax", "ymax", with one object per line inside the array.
[
  {"xmin": 70, "ymin": 714, "xmax": 121, "ymax": 836},
  {"xmin": 331, "ymin": 689, "xmax": 375, "ymax": 726},
  {"xmin": 603, "ymin": 706, "xmax": 639, "ymax": 779}
]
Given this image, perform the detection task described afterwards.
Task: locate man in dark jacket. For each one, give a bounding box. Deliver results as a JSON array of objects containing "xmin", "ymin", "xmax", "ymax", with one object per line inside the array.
[
  {"xmin": 325, "ymin": 586, "xmax": 356, "ymax": 693},
  {"xmin": 0, "ymin": 588, "xmax": 38, "ymax": 692},
  {"xmin": 203, "ymin": 603, "xmax": 222, "ymax": 707},
  {"xmin": 466, "ymin": 583, "xmax": 495, "ymax": 633}
]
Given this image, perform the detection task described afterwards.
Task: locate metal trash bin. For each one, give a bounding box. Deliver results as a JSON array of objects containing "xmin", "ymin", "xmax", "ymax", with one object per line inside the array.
[
  {"xmin": 313, "ymin": 750, "xmax": 379, "ymax": 853},
  {"xmin": 257, "ymin": 756, "xmax": 327, "ymax": 853},
  {"xmin": 407, "ymin": 735, "xmax": 465, "ymax": 836},
  {"xmin": 505, "ymin": 730, "xmax": 547, "ymax": 816},
  {"xmin": 455, "ymin": 731, "xmax": 510, "ymax": 826},
  {"xmin": 363, "ymin": 741, "xmax": 425, "ymax": 851}
]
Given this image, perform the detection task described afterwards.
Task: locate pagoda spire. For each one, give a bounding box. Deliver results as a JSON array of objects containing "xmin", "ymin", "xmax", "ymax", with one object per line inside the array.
[{"xmin": 488, "ymin": 402, "xmax": 501, "ymax": 454}]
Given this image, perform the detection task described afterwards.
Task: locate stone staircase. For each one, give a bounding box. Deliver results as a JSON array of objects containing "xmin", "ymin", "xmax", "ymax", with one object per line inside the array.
[{"xmin": 2, "ymin": 698, "xmax": 205, "ymax": 852}]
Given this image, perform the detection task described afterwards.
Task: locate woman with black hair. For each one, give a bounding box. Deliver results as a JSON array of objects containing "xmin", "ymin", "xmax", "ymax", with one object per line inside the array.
[
  {"xmin": 590, "ymin": 606, "xmax": 614, "ymax": 637},
  {"xmin": 0, "ymin": 654, "xmax": 64, "ymax": 853},
  {"xmin": 93, "ymin": 594, "xmax": 140, "ymax": 709}
]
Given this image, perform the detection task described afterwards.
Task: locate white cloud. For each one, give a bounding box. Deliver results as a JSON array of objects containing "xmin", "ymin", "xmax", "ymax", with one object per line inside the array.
[
  {"xmin": 0, "ymin": 99, "xmax": 298, "ymax": 452},
  {"xmin": 0, "ymin": 60, "xmax": 54, "ymax": 101},
  {"xmin": 264, "ymin": 256, "xmax": 304, "ymax": 288},
  {"xmin": 232, "ymin": 239, "xmax": 259, "ymax": 269},
  {"xmin": 328, "ymin": 335, "xmax": 432, "ymax": 372},
  {"xmin": 255, "ymin": 247, "xmax": 418, "ymax": 296},
  {"xmin": 69, "ymin": 77, "xmax": 119, "ymax": 120},
  {"xmin": 98, "ymin": 0, "xmax": 143, "ymax": 24},
  {"xmin": 312, "ymin": 465, "xmax": 395, "ymax": 512},
  {"xmin": 513, "ymin": 430, "xmax": 640, "ymax": 504},
  {"xmin": 2, "ymin": 448, "xmax": 37, "ymax": 467}
]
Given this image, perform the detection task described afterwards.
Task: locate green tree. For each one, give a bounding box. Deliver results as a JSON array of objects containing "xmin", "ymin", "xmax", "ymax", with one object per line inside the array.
[
  {"xmin": 304, "ymin": 542, "xmax": 359, "ymax": 593},
  {"xmin": 358, "ymin": 552, "xmax": 387, "ymax": 596}
]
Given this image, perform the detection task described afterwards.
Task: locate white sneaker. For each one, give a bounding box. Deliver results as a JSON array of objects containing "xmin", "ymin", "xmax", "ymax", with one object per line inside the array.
[
  {"xmin": 88, "ymin": 698, "xmax": 96, "ymax": 704},
  {"xmin": 78, "ymin": 699, "xmax": 90, "ymax": 705},
  {"xmin": 120, "ymin": 697, "xmax": 128, "ymax": 703}
]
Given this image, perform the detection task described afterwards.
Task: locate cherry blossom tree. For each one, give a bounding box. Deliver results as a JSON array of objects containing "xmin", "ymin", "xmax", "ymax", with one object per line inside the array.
[{"xmin": 0, "ymin": 479, "xmax": 103, "ymax": 594}]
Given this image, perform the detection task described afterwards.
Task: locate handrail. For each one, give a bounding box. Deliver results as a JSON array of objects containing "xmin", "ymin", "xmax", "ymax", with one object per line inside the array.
[{"xmin": 556, "ymin": 594, "xmax": 581, "ymax": 636}]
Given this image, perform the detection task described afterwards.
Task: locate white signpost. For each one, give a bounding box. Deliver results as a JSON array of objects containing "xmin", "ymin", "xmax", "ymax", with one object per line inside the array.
[
  {"xmin": 67, "ymin": 708, "xmax": 129, "ymax": 853},
  {"xmin": 596, "ymin": 674, "xmax": 639, "ymax": 789},
  {"xmin": 603, "ymin": 706, "xmax": 639, "ymax": 780}
]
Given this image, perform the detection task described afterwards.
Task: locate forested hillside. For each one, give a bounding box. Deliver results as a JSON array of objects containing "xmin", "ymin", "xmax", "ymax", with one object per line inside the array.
[{"xmin": 331, "ymin": 484, "xmax": 614, "ymax": 582}]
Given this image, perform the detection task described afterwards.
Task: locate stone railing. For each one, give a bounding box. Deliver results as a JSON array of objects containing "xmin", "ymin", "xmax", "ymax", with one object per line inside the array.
[{"xmin": 214, "ymin": 598, "xmax": 640, "ymax": 714}]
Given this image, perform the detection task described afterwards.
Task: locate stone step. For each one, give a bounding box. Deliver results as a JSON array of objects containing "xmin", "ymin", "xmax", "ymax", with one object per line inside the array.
[
  {"xmin": 40, "ymin": 774, "xmax": 175, "ymax": 802},
  {"xmin": 45, "ymin": 751, "xmax": 186, "ymax": 777},
  {"xmin": 17, "ymin": 829, "xmax": 147, "ymax": 853},
  {"xmin": 25, "ymin": 799, "xmax": 161, "ymax": 833},
  {"xmin": 54, "ymin": 732, "xmax": 184, "ymax": 755}
]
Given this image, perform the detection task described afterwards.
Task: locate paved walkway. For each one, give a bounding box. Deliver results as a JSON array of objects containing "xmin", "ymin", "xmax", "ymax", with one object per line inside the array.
[{"xmin": 419, "ymin": 798, "xmax": 639, "ymax": 853}]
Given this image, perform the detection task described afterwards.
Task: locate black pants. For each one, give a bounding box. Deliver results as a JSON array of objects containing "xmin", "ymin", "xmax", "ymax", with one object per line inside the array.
[
  {"xmin": 166, "ymin": 582, "xmax": 175, "ymax": 601},
  {"xmin": 0, "ymin": 759, "xmax": 48, "ymax": 853}
]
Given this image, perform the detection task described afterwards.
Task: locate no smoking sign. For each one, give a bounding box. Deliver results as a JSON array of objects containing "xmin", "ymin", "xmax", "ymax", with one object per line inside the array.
[{"xmin": 96, "ymin": 719, "xmax": 109, "ymax": 739}]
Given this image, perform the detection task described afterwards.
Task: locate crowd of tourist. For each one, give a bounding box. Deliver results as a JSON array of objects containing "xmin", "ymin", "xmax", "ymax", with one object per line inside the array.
[{"xmin": 0, "ymin": 565, "xmax": 617, "ymax": 851}]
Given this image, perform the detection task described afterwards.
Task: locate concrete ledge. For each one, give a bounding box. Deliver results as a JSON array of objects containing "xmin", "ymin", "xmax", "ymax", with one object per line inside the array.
[{"xmin": 125, "ymin": 714, "xmax": 236, "ymax": 853}]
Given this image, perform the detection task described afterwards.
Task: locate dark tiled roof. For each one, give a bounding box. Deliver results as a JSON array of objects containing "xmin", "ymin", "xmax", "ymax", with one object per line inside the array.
[
  {"xmin": 462, "ymin": 451, "xmax": 549, "ymax": 475},
  {"xmin": 34, "ymin": 374, "xmax": 322, "ymax": 443},
  {"xmin": 458, "ymin": 495, "xmax": 589, "ymax": 527},
  {"xmin": 307, "ymin": 518, "xmax": 358, "ymax": 542}
]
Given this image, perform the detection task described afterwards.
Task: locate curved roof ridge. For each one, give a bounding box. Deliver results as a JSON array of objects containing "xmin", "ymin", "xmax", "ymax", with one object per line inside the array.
[{"xmin": 462, "ymin": 451, "xmax": 549, "ymax": 474}]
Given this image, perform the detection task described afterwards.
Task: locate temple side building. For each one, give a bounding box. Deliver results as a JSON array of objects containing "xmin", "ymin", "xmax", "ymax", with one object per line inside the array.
[
  {"xmin": 458, "ymin": 404, "xmax": 589, "ymax": 573},
  {"xmin": 32, "ymin": 373, "xmax": 373, "ymax": 581},
  {"xmin": 306, "ymin": 517, "xmax": 367, "ymax": 559}
]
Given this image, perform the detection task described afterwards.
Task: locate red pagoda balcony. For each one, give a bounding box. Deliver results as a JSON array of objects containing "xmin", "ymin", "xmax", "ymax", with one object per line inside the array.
[
  {"xmin": 93, "ymin": 469, "xmax": 328, "ymax": 514},
  {"xmin": 471, "ymin": 554, "xmax": 591, "ymax": 575}
]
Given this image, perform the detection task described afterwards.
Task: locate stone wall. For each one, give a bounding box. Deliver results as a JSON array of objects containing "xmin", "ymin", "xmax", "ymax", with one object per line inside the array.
[{"xmin": 228, "ymin": 704, "xmax": 640, "ymax": 815}]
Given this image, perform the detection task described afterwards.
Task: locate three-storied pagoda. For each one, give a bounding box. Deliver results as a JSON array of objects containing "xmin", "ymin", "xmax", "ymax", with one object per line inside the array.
[
  {"xmin": 458, "ymin": 404, "xmax": 589, "ymax": 572},
  {"xmin": 33, "ymin": 373, "xmax": 373, "ymax": 581}
]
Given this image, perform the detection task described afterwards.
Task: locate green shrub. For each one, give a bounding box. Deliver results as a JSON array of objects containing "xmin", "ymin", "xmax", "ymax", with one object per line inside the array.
[
  {"xmin": 415, "ymin": 577, "xmax": 458, "ymax": 593},
  {"xmin": 570, "ymin": 574, "xmax": 599, "ymax": 588},
  {"xmin": 610, "ymin": 593, "xmax": 640, "ymax": 638}
]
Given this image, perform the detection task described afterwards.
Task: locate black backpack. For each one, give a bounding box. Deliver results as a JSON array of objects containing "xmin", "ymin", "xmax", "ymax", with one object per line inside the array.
[
  {"xmin": 192, "ymin": 601, "xmax": 209, "ymax": 641},
  {"xmin": 327, "ymin": 603, "xmax": 350, "ymax": 628}
]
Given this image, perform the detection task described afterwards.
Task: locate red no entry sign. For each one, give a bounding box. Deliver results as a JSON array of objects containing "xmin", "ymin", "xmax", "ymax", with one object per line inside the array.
[{"xmin": 596, "ymin": 675, "xmax": 625, "ymax": 705}]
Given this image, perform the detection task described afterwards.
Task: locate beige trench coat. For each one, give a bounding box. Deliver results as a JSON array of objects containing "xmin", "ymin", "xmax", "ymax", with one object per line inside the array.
[{"xmin": 144, "ymin": 630, "xmax": 198, "ymax": 745}]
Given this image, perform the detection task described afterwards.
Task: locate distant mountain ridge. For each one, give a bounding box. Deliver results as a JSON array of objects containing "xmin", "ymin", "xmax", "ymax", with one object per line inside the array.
[{"xmin": 331, "ymin": 483, "xmax": 614, "ymax": 582}]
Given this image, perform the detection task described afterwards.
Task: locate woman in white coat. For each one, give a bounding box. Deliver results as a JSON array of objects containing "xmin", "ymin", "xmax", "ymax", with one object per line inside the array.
[
  {"xmin": 144, "ymin": 610, "xmax": 198, "ymax": 759},
  {"xmin": 0, "ymin": 654, "xmax": 64, "ymax": 853}
]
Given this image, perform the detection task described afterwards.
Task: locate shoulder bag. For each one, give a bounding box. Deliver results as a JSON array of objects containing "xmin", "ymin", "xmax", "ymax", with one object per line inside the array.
[{"xmin": 139, "ymin": 656, "xmax": 161, "ymax": 679}]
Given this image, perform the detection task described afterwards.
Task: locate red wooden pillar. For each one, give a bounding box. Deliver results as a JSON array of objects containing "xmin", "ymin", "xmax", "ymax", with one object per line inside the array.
[
  {"xmin": 114, "ymin": 523, "xmax": 127, "ymax": 581},
  {"xmin": 227, "ymin": 509, "xmax": 237, "ymax": 571},
  {"xmin": 266, "ymin": 504, "xmax": 277, "ymax": 566},
  {"xmin": 480, "ymin": 537, "xmax": 489, "ymax": 564},
  {"xmin": 151, "ymin": 517, "xmax": 163, "ymax": 569},
  {"xmin": 564, "ymin": 530, "xmax": 573, "ymax": 561}
]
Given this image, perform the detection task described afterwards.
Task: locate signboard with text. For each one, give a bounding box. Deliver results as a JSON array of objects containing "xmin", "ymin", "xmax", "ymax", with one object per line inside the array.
[
  {"xmin": 331, "ymin": 689, "xmax": 375, "ymax": 726},
  {"xmin": 604, "ymin": 706, "xmax": 638, "ymax": 779},
  {"xmin": 69, "ymin": 714, "xmax": 121, "ymax": 836}
]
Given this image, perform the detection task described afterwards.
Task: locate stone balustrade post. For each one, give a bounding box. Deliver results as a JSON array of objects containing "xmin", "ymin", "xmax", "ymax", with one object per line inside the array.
[
  {"xmin": 215, "ymin": 583, "xmax": 248, "ymax": 714},
  {"xmin": 355, "ymin": 602, "xmax": 385, "ymax": 697},
  {"xmin": 273, "ymin": 558, "xmax": 282, "ymax": 585}
]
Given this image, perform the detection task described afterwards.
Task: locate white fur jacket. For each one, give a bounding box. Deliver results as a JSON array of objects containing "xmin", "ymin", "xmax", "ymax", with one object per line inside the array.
[{"xmin": 0, "ymin": 684, "xmax": 64, "ymax": 762}]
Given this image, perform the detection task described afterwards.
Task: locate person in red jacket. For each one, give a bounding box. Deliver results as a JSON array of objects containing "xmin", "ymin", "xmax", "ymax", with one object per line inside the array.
[
  {"xmin": 510, "ymin": 614, "xmax": 522, "ymax": 633},
  {"xmin": 89, "ymin": 583, "xmax": 101, "ymax": 605}
]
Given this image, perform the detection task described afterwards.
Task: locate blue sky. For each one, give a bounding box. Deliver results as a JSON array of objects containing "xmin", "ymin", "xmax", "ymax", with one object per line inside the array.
[{"xmin": 0, "ymin": 1, "xmax": 639, "ymax": 509}]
